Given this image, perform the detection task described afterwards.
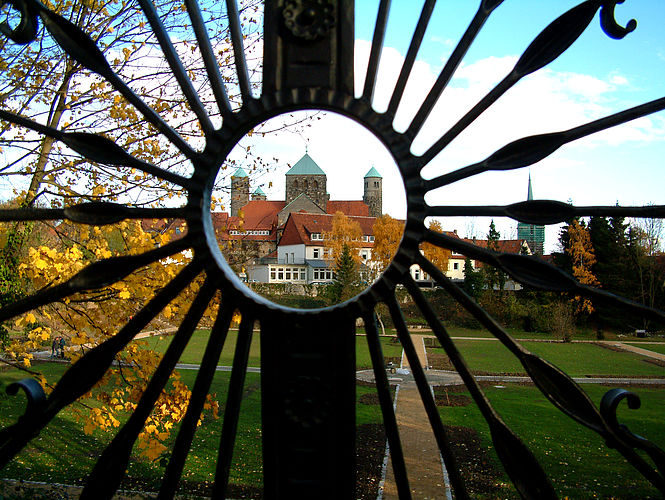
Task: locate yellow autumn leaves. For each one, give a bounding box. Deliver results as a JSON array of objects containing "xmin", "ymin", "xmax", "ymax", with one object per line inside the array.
[{"xmin": 6, "ymin": 219, "xmax": 223, "ymax": 460}]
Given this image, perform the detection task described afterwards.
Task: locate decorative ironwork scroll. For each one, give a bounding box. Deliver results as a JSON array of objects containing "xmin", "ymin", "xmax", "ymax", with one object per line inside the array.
[{"xmin": 0, "ymin": 0, "xmax": 663, "ymax": 498}]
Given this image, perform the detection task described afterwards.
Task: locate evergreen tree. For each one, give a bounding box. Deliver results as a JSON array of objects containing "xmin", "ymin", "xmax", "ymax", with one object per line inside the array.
[
  {"xmin": 553, "ymin": 218, "xmax": 576, "ymax": 274},
  {"xmin": 484, "ymin": 220, "xmax": 505, "ymax": 291},
  {"xmin": 589, "ymin": 217, "xmax": 614, "ymax": 288},
  {"xmin": 328, "ymin": 244, "xmax": 359, "ymax": 304},
  {"xmin": 463, "ymin": 258, "xmax": 482, "ymax": 299}
]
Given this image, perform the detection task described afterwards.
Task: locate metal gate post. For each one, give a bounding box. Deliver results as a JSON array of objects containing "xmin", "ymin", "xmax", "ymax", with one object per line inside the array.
[{"xmin": 261, "ymin": 310, "xmax": 356, "ymax": 498}]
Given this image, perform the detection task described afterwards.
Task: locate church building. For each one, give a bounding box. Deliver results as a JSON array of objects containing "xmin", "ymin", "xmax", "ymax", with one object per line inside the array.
[{"xmin": 214, "ymin": 153, "xmax": 383, "ymax": 275}]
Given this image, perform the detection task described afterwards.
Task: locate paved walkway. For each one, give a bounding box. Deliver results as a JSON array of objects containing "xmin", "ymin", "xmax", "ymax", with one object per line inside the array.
[
  {"xmin": 598, "ymin": 340, "xmax": 665, "ymax": 361},
  {"xmin": 381, "ymin": 337, "xmax": 450, "ymax": 500}
]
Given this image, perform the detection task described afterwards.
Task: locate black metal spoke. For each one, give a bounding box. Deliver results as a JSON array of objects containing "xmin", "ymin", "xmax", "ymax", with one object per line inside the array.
[
  {"xmin": 80, "ymin": 276, "xmax": 218, "ymax": 499},
  {"xmin": 159, "ymin": 297, "xmax": 236, "ymax": 498},
  {"xmin": 362, "ymin": 310, "xmax": 411, "ymax": 500},
  {"xmin": 406, "ymin": 0, "xmax": 504, "ymax": 138},
  {"xmin": 385, "ymin": 0, "xmax": 436, "ymax": 117},
  {"xmin": 0, "ymin": 237, "xmax": 193, "ymax": 324},
  {"xmin": 0, "ymin": 261, "xmax": 203, "ymax": 468},
  {"xmin": 225, "ymin": 0, "xmax": 252, "ymax": 101},
  {"xmin": 0, "ymin": 204, "xmax": 184, "ymax": 224},
  {"xmin": 137, "ymin": 0, "xmax": 215, "ymax": 137},
  {"xmin": 384, "ymin": 295, "xmax": 470, "ymax": 499},
  {"xmin": 426, "ymin": 96, "xmax": 665, "ymax": 191},
  {"xmin": 184, "ymin": 0, "xmax": 233, "ymax": 119},
  {"xmin": 417, "ymin": 0, "xmax": 608, "ymax": 167},
  {"xmin": 427, "ymin": 200, "xmax": 665, "ymax": 224},
  {"xmin": 0, "ymin": 109, "xmax": 194, "ymax": 188},
  {"xmin": 213, "ymin": 313, "xmax": 254, "ymax": 498},
  {"xmin": 404, "ymin": 275, "xmax": 557, "ymax": 499},
  {"xmin": 362, "ymin": 0, "xmax": 391, "ymax": 102}
]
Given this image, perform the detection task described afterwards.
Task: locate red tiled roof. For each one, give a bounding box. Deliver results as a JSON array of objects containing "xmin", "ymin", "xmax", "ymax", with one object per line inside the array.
[
  {"xmin": 462, "ymin": 238, "xmax": 528, "ymax": 254},
  {"xmin": 326, "ymin": 201, "xmax": 369, "ymax": 217},
  {"xmin": 239, "ymin": 200, "xmax": 285, "ymax": 229},
  {"xmin": 279, "ymin": 212, "xmax": 377, "ymax": 247},
  {"xmin": 213, "ymin": 201, "xmax": 285, "ymax": 241}
]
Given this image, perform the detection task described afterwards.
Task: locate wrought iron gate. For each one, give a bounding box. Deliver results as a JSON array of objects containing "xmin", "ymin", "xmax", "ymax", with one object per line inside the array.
[{"xmin": 0, "ymin": 0, "xmax": 664, "ymax": 498}]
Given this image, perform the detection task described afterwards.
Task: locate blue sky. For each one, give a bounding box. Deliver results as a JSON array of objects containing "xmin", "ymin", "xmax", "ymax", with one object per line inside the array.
[{"xmin": 230, "ymin": 1, "xmax": 665, "ymax": 253}]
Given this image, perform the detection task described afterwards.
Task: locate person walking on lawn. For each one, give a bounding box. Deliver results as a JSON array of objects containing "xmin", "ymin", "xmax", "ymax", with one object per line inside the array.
[
  {"xmin": 51, "ymin": 337, "xmax": 59, "ymax": 357},
  {"xmin": 59, "ymin": 336, "xmax": 66, "ymax": 359}
]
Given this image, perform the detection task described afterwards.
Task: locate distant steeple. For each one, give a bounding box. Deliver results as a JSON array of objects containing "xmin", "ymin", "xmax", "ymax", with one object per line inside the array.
[{"xmin": 517, "ymin": 173, "xmax": 544, "ymax": 254}]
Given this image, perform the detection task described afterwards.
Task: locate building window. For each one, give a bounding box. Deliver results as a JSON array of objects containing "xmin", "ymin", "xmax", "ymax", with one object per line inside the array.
[
  {"xmin": 360, "ymin": 250, "xmax": 369, "ymax": 261},
  {"xmin": 311, "ymin": 233, "xmax": 322, "ymax": 240},
  {"xmin": 270, "ymin": 269, "xmax": 276, "ymax": 281},
  {"xmin": 374, "ymin": 181, "xmax": 379, "ymax": 187},
  {"xmin": 313, "ymin": 248, "xmax": 320, "ymax": 258},
  {"xmin": 278, "ymin": 269, "xmax": 284, "ymax": 280},
  {"xmin": 300, "ymin": 269, "xmax": 306, "ymax": 280},
  {"xmin": 285, "ymin": 269, "xmax": 291, "ymax": 280},
  {"xmin": 313, "ymin": 269, "xmax": 333, "ymax": 281},
  {"xmin": 453, "ymin": 262, "xmax": 459, "ymax": 270},
  {"xmin": 369, "ymin": 236, "xmax": 375, "ymax": 242}
]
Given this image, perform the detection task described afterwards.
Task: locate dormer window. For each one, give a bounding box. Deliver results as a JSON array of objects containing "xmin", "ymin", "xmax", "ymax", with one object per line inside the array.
[{"xmin": 311, "ymin": 233, "xmax": 323, "ymax": 240}]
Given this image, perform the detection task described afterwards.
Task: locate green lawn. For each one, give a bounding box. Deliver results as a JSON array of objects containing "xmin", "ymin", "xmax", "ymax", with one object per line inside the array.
[
  {"xmin": 424, "ymin": 325, "xmax": 654, "ymax": 342},
  {"xmin": 436, "ymin": 383, "xmax": 665, "ymax": 499},
  {"xmin": 138, "ymin": 329, "xmax": 262, "ymax": 368},
  {"xmin": 427, "ymin": 340, "xmax": 665, "ymax": 377},
  {"xmin": 0, "ymin": 360, "xmax": 387, "ymax": 496},
  {"xmin": 0, "ymin": 363, "xmax": 263, "ymax": 494},
  {"xmin": 356, "ymin": 335, "xmax": 403, "ymax": 369},
  {"xmin": 137, "ymin": 330, "xmax": 402, "ymax": 370}
]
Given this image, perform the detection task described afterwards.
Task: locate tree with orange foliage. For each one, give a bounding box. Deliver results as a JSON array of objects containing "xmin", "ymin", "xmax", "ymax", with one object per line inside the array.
[
  {"xmin": 421, "ymin": 220, "xmax": 451, "ymax": 273},
  {"xmin": 565, "ymin": 218, "xmax": 599, "ymax": 314},
  {"xmin": 371, "ymin": 214, "xmax": 403, "ymax": 272},
  {"xmin": 323, "ymin": 211, "xmax": 363, "ymax": 265}
]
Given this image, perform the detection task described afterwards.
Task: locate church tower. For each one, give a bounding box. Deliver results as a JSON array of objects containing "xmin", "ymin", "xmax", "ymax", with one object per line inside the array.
[
  {"xmin": 285, "ymin": 153, "xmax": 328, "ymax": 210},
  {"xmin": 363, "ymin": 166, "xmax": 382, "ymax": 218},
  {"xmin": 517, "ymin": 173, "xmax": 545, "ymax": 254},
  {"xmin": 252, "ymin": 187, "xmax": 267, "ymax": 201},
  {"xmin": 230, "ymin": 167, "xmax": 250, "ymax": 217}
]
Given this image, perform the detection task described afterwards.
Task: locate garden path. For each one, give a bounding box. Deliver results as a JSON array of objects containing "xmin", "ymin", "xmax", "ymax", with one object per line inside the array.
[{"xmin": 381, "ymin": 335, "xmax": 451, "ymax": 500}]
